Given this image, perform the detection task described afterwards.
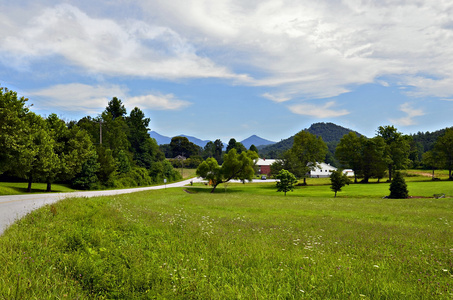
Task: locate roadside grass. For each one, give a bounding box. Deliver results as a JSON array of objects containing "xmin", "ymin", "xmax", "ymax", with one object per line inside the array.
[
  {"xmin": 1, "ymin": 180, "xmax": 453, "ymax": 299},
  {"xmin": 0, "ymin": 182, "xmax": 76, "ymax": 196},
  {"xmin": 176, "ymin": 168, "xmax": 197, "ymax": 179}
]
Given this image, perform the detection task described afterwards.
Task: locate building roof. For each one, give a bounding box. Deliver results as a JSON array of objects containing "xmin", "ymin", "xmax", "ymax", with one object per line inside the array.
[{"xmin": 256, "ymin": 158, "xmax": 277, "ymax": 166}]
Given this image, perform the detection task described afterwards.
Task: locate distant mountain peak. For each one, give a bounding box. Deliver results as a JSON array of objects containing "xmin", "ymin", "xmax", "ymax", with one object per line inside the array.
[{"xmin": 240, "ymin": 135, "xmax": 276, "ymax": 149}]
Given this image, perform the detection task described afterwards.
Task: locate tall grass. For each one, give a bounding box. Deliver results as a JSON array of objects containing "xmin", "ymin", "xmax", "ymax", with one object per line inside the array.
[{"xmin": 0, "ymin": 181, "xmax": 452, "ymax": 298}]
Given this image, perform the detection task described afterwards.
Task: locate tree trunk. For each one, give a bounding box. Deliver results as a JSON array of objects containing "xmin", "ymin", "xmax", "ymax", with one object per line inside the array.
[
  {"xmin": 27, "ymin": 175, "xmax": 33, "ymax": 193},
  {"xmin": 210, "ymin": 182, "xmax": 220, "ymax": 193},
  {"xmin": 46, "ymin": 180, "xmax": 52, "ymax": 193}
]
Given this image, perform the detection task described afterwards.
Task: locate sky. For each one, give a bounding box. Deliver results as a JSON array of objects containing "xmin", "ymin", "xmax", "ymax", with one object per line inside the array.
[{"xmin": 1, "ymin": 0, "xmax": 453, "ymax": 142}]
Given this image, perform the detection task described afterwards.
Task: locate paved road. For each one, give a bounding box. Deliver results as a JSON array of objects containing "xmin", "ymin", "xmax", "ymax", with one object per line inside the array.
[
  {"xmin": 0, "ymin": 177, "xmax": 206, "ymax": 235},
  {"xmin": 0, "ymin": 178, "xmax": 277, "ymax": 235}
]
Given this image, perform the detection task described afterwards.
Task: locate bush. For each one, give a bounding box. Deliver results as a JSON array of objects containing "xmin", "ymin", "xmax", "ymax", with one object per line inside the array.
[{"xmin": 389, "ymin": 171, "xmax": 409, "ymax": 199}]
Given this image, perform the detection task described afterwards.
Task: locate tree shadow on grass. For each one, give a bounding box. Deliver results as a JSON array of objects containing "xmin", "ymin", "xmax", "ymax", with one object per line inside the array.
[{"xmin": 183, "ymin": 186, "xmax": 244, "ymax": 194}]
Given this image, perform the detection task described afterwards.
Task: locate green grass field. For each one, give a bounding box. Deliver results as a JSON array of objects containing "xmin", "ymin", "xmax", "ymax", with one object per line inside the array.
[
  {"xmin": 0, "ymin": 182, "xmax": 76, "ymax": 195},
  {"xmin": 0, "ymin": 176, "xmax": 453, "ymax": 299}
]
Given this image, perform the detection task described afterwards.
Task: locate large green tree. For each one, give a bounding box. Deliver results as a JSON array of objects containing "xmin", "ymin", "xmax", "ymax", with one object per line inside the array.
[
  {"xmin": 434, "ymin": 128, "xmax": 453, "ymax": 180},
  {"xmin": 335, "ymin": 132, "xmax": 364, "ymax": 183},
  {"xmin": 105, "ymin": 97, "xmax": 127, "ymax": 120},
  {"xmin": 45, "ymin": 114, "xmax": 95, "ymax": 192},
  {"xmin": 196, "ymin": 149, "xmax": 258, "ymax": 193},
  {"xmin": 169, "ymin": 136, "xmax": 201, "ymax": 158},
  {"xmin": 0, "ymin": 87, "xmax": 30, "ymax": 175},
  {"xmin": 13, "ymin": 113, "xmax": 59, "ymax": 192},
  {"xmin": 377, "ymin": 126, "xmax": 411, "ymax": 181},
  {"xmin": 360, "ymin": 137, "xmax": 387, "ymax": 183},
  {"xmin": 289, "ymin": 130, "xmax": 328, "ymax": 184},
  {"xmin": 422, "ymin": 149, "xmax": 444, "ymax": 179},
  {"xmin": 126, "ymin": 107, "xmax": 163, "ymax": 169},
  {"xmin": 226, "ymin": 138, "xmax": 246, "ymax": 154}
]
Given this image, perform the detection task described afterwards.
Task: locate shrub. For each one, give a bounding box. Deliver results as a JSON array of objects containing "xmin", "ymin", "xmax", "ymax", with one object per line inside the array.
[{"xmin": 389, "ymin": 171, "xmax": 409, "ymax": 199}]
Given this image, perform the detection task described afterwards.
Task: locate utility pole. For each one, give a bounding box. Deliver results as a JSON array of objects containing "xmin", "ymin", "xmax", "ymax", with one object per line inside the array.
[{"xmin": 99, "ymin": 120, "xmax": 103, "ymax": 145}]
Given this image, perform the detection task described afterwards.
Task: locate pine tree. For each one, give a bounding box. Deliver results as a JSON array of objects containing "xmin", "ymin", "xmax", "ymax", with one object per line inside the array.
[{"xmin": 389, "ymin": 171, "xmax": 409, "ymax": 199}]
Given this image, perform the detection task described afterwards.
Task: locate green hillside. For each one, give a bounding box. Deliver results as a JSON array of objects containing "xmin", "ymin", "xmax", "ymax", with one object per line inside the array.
[{"xmin": 259, "ymin": 122, "xmax": 362, "ymax": 164}]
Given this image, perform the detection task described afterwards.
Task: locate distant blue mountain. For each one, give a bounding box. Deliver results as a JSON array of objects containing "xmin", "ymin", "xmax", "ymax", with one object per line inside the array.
[
  {"xmin": 149, "ymin": 131, "xmax": 171, "ymax": 145},
  {"xmin": 240, "ymin": 135, "xmax": 276, "ymax": 149},
  {"xmin": 179, "ymin": 135, "xmax": 211, "ymax": 148},
  {"xmin": 149, "ymin": 131, "xmax": 211, "ymax": 148},
  {"xmin": 150, "ymin": 131, "xmax": 275, "ymax": 149}
]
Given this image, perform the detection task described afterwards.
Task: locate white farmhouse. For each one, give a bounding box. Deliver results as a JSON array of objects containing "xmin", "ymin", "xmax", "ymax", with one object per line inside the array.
[{"xmin": 309, "ymin": 162, "xmax": 337, "ymax": 178}]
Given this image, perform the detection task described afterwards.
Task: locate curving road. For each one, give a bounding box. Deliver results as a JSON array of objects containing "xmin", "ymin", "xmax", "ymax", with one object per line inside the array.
[{"xmin": 0, "ymin": 177, "xmax": 205, "ymax": 235}]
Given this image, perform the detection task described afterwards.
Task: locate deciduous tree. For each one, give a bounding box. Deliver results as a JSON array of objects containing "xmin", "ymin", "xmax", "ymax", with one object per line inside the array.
[
  {"xmin": 330, "ymin": 170, "xmax": 350, "ymax": 197},
  {"xmin": 377, "ymin": 125, "xmax": 411, "ymax": 181},
  {"xmin": 289, "ymin": 130, "xmax": 328, "ymax": 184},
  {"xmin": 276, "ymin": 169, "xmax": 297, "ymax": 196},
  {"xmin": 434, "ymin": 128, "xmax": 453, "ymax": 180},
  {"xmin": 196, "ymin": 149, "xmax": 258, "ymax": 193},
  {"xmin": 335, "ymin": 132, "xmax": 364, "ymax": 183},
  {"xmin": 0, "ymin": 87, "xmax": 30, "ymax": 174}
]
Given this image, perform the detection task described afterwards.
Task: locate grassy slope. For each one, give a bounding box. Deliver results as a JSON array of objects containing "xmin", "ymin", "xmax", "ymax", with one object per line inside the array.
[{"xmin": 0, "ymin": 178, "xmax": 453, "ymax": 298}]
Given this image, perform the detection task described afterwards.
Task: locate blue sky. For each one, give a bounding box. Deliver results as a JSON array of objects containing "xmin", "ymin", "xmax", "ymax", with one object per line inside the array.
[{"xmin": 1, "ymin": 1, "xmax": 452, "ymax": 142}]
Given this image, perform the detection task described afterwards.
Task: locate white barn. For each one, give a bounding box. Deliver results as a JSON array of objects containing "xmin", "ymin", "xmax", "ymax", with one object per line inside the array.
[
  {"xmin": 309, "ymin": 162, "xmax": 337, "ymax": 178},
  {"xmin": 309, "ymin": 163, "xmax": 355, "ymax": 178}
]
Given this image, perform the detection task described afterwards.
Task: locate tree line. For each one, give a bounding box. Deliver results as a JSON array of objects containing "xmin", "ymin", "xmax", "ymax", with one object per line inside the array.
[
  {"xmin": 0, "ymin": 86, "xmax": 180, "ymax": 192},
  {"xmin": 160, "ymin": 136, "xmax": 259, "ymax": 169},
  {"xmin": 195, "ymin": 125, "xmax": 453, "ymax": 191}
]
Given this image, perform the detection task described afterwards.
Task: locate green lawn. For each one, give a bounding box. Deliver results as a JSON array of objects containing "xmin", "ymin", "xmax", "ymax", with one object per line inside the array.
[
  {"xmin": 1, "ymin": 178, "xmax": 453, "ymax": 298},
  {"xmin": 0, "ymin": 182, "xmax": 76, "ymax": 195}
]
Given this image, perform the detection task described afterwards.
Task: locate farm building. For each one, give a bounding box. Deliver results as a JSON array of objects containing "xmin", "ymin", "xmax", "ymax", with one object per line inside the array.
[
  {"xmin": 256, "ymin": 159, "xmax": 355, "ymax": 178},
  {"xmin": 309, "ymin": 162, "xmax": 337, "ymax": 178},
  {"xmin": 256, "ymin": 158, "xmax": 277, "ymax": 176}
]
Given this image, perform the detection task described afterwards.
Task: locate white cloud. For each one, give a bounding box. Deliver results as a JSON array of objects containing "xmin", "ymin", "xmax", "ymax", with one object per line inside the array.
[
  {"xmin": 390, "ymin": 102, "xmax": 425, "ymax": 126},
  {"xmin": 127, "ymin": 94, "xmax": 191, "ymax": 111},
  {"xmin": 3, "ymin": 1, "xmax": 453, "ymax": 102},
  {"xmin": 0, "ymin": 4, "xmax": 247, "ymax": 80},
  {"xmin": 288, "ymin": 101, "xmax": 349, "ymax": 118},
  {"xmin": 137, "ymin": 0, "xmax": 453, "ymax": 99},
  {"xmin": 29, "ymin": 83, "xmax": 191, "ymax": 115},
  {"xmin": 30, "ymin": 83, "xmax": 125, "ymax": 114},
  {"xmin": 261, "ymin": 92, "xmax": 291, "ymax": 103}
]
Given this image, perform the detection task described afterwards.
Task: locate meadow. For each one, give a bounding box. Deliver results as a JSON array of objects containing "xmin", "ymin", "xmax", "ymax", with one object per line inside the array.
[{"xmin": 0, "ymin": 176, "xmax": 452, "ymax": 299}]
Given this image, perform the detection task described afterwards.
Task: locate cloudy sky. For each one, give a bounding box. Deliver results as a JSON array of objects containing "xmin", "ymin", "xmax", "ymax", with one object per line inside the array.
[{"xmin": 1, "ymin": 0, "xmax": 452, "ymax": 142}]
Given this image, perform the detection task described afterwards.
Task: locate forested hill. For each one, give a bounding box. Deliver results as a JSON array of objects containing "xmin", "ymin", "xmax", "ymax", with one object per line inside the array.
[
  {"xmin": 305, "ymin": 122, "xmax": 363, "ymax": 143},
  {"xmin": 259, "ymin": 122, "xmax": 362, "ymax": 159},
  {"xmin": 411, "ymin": 128, "xmax": 449, "ymax": 152}
]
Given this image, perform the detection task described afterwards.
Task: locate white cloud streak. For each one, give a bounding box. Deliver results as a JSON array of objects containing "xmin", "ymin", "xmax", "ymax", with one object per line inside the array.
[
  {"xmin": 390, "ymin": 102, "xmax": 425, "ymax": 126},
  {"xmin": 288, "ymin": 101, "xmax": 349, "ymax": 118},
  {"xmin": 29, "ymin": 83, "xmax": 191, "ymax": 115}
]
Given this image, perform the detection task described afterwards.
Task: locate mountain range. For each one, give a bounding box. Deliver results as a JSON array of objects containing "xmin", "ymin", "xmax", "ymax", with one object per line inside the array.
[
  {"xmin": 151, "ymin": 122, "xmax": 451, "ymax": 161},
  {"xmin": 149, "ymin": 131, "xmax": 276, "ymax": 149}
]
